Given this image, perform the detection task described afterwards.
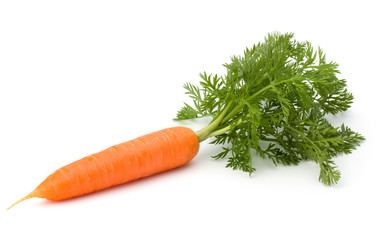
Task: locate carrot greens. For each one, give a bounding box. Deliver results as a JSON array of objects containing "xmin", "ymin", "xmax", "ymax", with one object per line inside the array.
[{"xmin": 175, "ymin": 32, "xmax": 365, "ymax": 185}]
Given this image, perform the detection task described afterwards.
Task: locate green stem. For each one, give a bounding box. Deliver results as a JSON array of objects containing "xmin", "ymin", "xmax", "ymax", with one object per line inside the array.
[
  {"xmin": 279, "ymin": 124, "xmax": 322, "ymax": 159},
  {"xmin": 207, "ymin": 118, "xmax": 243, "ymax": 139},
  {"xmin": 196, "ymin": 76, "xmax": 303, "ymax": 142},
  {"xmin": 245, "ymin": 76, "xmax": 301, "ymax": 102},
  {"xmin": 196, "ymin": 102, "xmax": 234, "ymax": 142},
  {"xmin": 220, "ymin": 103, "xmax": 245, "ymax": 124}
]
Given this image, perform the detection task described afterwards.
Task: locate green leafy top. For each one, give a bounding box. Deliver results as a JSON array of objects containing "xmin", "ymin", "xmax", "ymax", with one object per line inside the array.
[{"xmin": 175, "ymin": 32, "xmax": 365, "ymax": 185}]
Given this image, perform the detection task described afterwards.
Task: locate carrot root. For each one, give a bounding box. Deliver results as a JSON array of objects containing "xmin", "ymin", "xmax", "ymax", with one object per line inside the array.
[
  {"xmin": 7, "ymin": 126, "xmax": 200, "ymax": 209},
  {"xmin": 7, "ymin": 193, "xmax": 35, "ymax": 210}
]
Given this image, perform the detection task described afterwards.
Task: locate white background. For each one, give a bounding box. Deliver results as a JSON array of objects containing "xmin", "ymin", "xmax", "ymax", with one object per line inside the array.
[{"xmin": 0, "ymin": 0, "xmax": 376, "ymax": 239}]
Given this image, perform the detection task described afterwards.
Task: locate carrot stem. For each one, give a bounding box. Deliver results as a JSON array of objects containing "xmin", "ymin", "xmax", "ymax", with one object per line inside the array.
[{"xmin": 196, "ymin": 102, "xmax": 234, "ymax": 142}]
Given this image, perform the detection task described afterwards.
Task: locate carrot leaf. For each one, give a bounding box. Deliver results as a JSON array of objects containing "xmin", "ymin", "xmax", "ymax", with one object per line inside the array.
[{"xmin": 175, "ymin": 32, "xmax": 365, "ymax": 185}]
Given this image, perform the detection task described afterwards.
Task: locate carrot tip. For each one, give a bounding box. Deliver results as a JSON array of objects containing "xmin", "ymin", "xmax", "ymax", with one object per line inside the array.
[{"xmin": 7, "ymin": 194, "xmax": 34, "ymax": 210}]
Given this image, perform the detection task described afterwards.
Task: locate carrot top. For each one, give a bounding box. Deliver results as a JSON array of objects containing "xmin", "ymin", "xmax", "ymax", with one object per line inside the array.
[{"xmin": 176, "ymin": 32, "xmax": 365, "ymax": 185}]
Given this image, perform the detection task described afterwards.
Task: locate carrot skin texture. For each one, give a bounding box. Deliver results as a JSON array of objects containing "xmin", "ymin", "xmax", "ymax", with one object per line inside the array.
[{"xmin": 9, "ymin": 126, "xmax": 199, "ymax": 208}]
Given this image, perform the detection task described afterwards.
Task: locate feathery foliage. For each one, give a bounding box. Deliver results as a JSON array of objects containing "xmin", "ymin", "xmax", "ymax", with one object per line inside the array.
[{"xmin": 175, "ymin": 32, "xmax": 364, "ymax": 185}]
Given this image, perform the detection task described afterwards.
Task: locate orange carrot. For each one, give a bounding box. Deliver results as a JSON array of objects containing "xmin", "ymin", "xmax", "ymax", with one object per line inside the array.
[{"xmin": 8, "ymin": 126, "xmax": 199, "ymax": 209}]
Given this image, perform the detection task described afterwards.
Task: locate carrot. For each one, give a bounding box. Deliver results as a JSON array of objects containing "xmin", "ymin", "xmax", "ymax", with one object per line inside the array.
[
  {"xmin": 8, "ymin": 33, "xmax": 365, "ymax": 209},
  {"xmin": 8, "ymin": 126, "xmax": 199, "ymax": 209}
]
